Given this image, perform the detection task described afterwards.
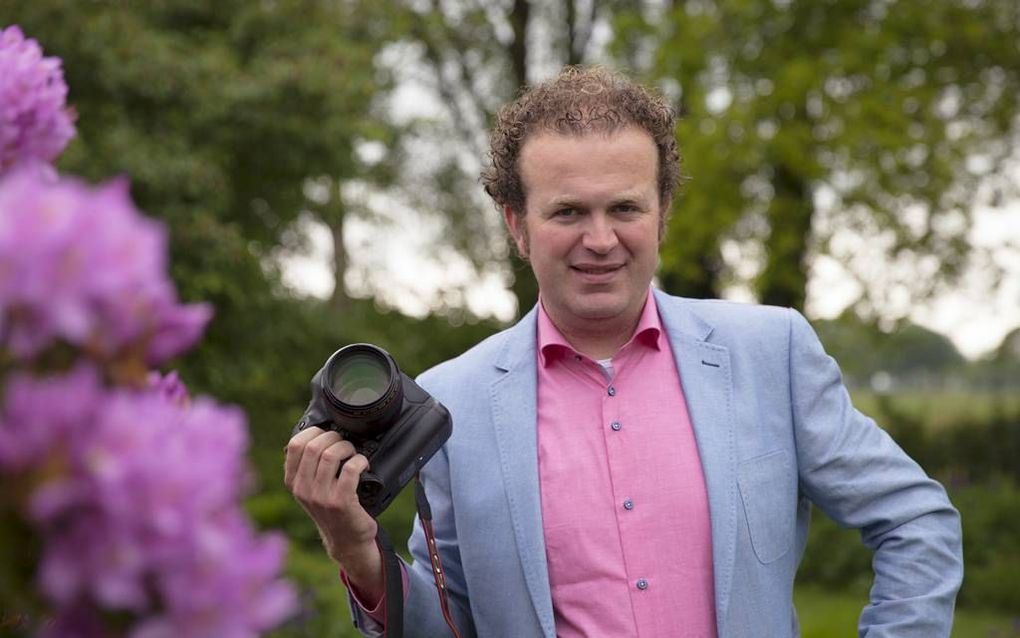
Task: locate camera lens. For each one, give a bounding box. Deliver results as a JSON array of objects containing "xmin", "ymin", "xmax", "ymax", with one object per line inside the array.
[
  {"xmin": 320, "ymin": 344, "xmax": 402, "ymax": 434},
  {"xmin": 330, "ymin": 353, "xmax": 390, "ymax": 406}
]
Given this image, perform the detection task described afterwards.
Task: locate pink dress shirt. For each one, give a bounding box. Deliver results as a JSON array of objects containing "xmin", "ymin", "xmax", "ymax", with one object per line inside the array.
[{"xmin": 536, "ymin": 291, "xmax": 717, "ymax": 637}]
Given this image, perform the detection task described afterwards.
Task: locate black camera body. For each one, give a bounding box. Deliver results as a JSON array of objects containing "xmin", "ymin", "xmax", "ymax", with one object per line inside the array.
[{"xmin": 294, "ymin": 343, "xmax": 452, "ymax": 517}]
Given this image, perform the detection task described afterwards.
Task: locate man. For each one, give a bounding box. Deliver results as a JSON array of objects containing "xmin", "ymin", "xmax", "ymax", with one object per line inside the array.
[{"xmin": 285, "ymin": 66, "xmax": 963, "ymax": 637}]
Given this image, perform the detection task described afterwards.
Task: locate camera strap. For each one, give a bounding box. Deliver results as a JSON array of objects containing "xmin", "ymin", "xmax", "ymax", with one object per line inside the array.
[
  {"xmin": 375, "ymin": 475, "xmax": 462, "ymax": 638},
  {"xmin": 415, "ymin": 474, "xmax": 463, "ymax": 638},
  {"xmin": 376, "ymin": 526, "xmax": 403, "ymax": 637}
]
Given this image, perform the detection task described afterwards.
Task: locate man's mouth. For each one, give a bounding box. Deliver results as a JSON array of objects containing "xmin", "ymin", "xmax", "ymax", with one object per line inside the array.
[{"xmin": 571, "ymin": 264, "xmax": 623, "ymax": 275}]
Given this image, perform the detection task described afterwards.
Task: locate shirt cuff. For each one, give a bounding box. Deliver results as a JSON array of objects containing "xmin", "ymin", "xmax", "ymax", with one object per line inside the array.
[{"xmin": 341, "ymin": 563, "xmax": 409, "ymax": 624}]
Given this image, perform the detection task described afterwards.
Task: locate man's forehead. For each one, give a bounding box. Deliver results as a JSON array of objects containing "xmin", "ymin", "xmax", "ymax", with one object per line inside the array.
[
  {"xmin": 521, "ymin": 124, "xmax": 645, "ymax": 147},
  {"xmin": 518, "ymin": 128, "xmax": 657, "ymax": 177}
]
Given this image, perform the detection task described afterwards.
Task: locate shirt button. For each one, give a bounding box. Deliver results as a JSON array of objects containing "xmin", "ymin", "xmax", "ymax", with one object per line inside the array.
[
  {"xmin": 607, "ymin": 386, "xmax": 616, "ymax": 396},
  {"xmin": 623, "ymin": 499, "xmax": 634, "ymax": 510},
  {"xmin": 610, "ymin": 421, "xmax": 622, "ymax": 431},
  {"xmin": 636, "ymin": 579, "xmax": 649, "ymax": 590}
]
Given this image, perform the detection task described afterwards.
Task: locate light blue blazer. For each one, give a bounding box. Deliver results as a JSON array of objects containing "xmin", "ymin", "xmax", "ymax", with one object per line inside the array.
[{"xmin": 351, "ymin": 290, "xmax": 962, "ymax": 637}]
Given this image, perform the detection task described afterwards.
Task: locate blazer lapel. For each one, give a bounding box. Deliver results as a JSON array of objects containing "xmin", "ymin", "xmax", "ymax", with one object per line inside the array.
[
  {"xmin": 489, "ymin": 308, "xmax": 556, "ymax": 638},
  {"xmin": 654, "ymin": 289, "xmax": 737, "ymax": 635}
]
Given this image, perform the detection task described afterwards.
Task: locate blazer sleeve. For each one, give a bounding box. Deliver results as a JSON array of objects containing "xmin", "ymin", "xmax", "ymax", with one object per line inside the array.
[
  {"xmin": 347, "ymin": 444, "xmax": 477, "ymax": 637},
  {"xmin": 787, "ymin": 308, "xmax": 963, "ymax": 637}
]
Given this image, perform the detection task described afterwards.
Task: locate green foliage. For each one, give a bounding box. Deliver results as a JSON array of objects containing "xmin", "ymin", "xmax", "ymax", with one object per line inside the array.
[
  {"xmin": 799, "ymin": 479, "xmax": 1020, "ymax": 617},
  {"xmin": 953, "ymin": 481, "xmax": 1020, "ymax": 613},
  {"xmin": 614, "ymin": 0, "xmax": 1020, "ymax": 313},
  {"xmin": 854, "ymin": 391, "xmax": 1020, "ymax": 431},
  {"xmin": 874, "ymin": 395, "xmax": 1020, "ymax": 484},
  {"xmin": 2, "ymin": 0, "xmax": 421, "ymax": 490},
  {"xmin": 0, "ymin": 13, "xmax": 506, "ymax": 628},
  {"xmin": 798, "ymin": 396, "xmax": 1020, "ymax": 616},
  {"xmin": 797, "ymin": 512, "xmax": 874, "ymax": 594},
  {"xmin": 0, "ymin": 494, "xmax": 42, "ymax": 625},
  {"xmin": 273, "ymin": 544, "xmax": 362, "ymax": 638},
  {"xmin": 813, "ymin": 313, "xmax": 966, "ymax": 387}
]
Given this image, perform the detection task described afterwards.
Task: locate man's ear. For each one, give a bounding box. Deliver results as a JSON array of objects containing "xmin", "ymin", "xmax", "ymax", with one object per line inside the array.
[{"xmin": 503, "ymin": 205, "xmax": 528, "ymax": 258}]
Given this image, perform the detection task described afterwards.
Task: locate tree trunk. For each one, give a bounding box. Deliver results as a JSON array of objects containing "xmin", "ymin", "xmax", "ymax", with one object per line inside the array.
[
  {"xmin": 658, "ymin": 254, "xmax": 722, "ymax": 300},
  {"xmin": 505, "ymin": 0, "xmax": 539, "ymax": 316},
  {"xmin": 758, "ymin": 163, "xmax": 811, "ymax": 310},
  {"xmin": 323, "ymin": 189, "xmax": 350, "ymax": 310},
  {"xmin": 509, "ymin": 0, "xmax": 530, "ymax": 87}
]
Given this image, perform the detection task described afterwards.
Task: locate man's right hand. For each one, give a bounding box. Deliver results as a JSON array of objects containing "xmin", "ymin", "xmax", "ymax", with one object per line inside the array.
[{"xmin": 284, "ymin": 426, "xmax": 384, "ymax": 604}]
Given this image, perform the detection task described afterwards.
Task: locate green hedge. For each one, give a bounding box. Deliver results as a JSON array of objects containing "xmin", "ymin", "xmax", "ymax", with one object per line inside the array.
[
  {"xmin": 873, "ymin": 394, "xmax": 1020, "ymax": 485},
  {"xmin": 798, "ymin": 479, "xmax": 1020, "ymax": 615}
]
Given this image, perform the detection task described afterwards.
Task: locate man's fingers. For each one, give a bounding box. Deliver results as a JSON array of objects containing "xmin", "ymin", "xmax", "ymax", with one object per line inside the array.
[
  {"xmin": 336, "ymin": 453, "xmax": 370, "ymax": 497},
  {"xmin": 284, "ymin": 426, "xmax": 324, "ymax": 487},
  {"xmin": 314, "ymin": 439, "xmax": 358, "ymax": 484},
  {"xmin": 286, "ymin": 428, "xmax": 342, "ymax": 490}
]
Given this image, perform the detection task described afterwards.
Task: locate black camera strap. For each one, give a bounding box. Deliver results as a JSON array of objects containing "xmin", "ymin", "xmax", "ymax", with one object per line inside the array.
[
  {"xmin": 376, "ymin": 526, "xmax": 403, "ymax": 638},
  {"xmin": 376, "ymin": 474, "xmax": 461, "ymax": 638}
]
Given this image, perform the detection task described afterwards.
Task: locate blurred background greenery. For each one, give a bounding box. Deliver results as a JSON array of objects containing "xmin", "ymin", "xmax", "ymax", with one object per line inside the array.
[{"xmin": 2, "ymin": 0, "xmax": 1017, "ymax": 635}]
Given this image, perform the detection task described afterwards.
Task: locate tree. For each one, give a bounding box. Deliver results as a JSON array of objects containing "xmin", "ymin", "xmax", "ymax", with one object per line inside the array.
[
  {"xmin": 1, "ymin": 0, "xmax": 400, "ymax": 473},
  {"xmin": 378, "ymin": 0, "xmax": 635, "ymax": 316},
  {"xmin": 613, "ymin": 0, "xmax": 1020, "ymax": 316}
]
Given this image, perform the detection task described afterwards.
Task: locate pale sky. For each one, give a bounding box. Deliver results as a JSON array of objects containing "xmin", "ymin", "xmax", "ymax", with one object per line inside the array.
[{"xmin": 278, "ymin": 198, "xmax": 1020, "ymax": 360}]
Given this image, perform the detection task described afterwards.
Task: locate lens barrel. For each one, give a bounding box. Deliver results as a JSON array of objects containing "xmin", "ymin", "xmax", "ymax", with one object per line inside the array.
[{"xmin": 321, "ymin": 344, "xmax": 402, "ymax": 435}]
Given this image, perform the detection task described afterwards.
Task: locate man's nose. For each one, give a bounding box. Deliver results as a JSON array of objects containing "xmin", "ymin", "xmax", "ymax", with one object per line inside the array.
[{"xmin": 581, "ymin": 213, "xmax": 619, "ymax": 254}]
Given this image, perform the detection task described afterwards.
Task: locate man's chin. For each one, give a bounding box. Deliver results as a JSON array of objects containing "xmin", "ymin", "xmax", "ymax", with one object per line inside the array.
[{"xmin": 566, "ymin": 298, "xmax": 629, "ymax": 323}]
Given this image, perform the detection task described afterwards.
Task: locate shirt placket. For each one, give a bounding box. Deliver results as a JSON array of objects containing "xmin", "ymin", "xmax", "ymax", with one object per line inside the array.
[{"xmin": 598, "ymin": 347, "xmax": 651, "ymax": 635}]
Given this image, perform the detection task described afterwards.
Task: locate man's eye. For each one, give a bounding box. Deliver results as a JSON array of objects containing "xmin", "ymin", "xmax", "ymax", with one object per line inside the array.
[{"xmin": 553, "ymin": 208, "xmax": 578, "ymax": 218}]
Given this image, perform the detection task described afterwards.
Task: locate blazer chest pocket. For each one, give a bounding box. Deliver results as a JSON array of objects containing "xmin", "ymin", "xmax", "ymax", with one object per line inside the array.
[{"xmin": 737, "ymin": 450, "xmax": 796, "ymax": 564}]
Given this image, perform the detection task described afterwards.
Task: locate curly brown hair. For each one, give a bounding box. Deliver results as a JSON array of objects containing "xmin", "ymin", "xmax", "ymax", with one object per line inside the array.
[{"xmin": 481, "ymin": 66, "xmax": 679, "ymax": 229}]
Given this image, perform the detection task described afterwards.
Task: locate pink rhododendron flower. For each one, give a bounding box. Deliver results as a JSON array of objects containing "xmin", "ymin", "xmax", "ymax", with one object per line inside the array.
[
  {"xmin": 0, "ymin": 25, "xmax": 76, "ymax": 172},
  {"xmin": 0, "ymin": 167, "xmax": 212, "ymax": 364},
  {"xmin": 147, "ymin": 370, "xmax": 190, "ymax": 405},
  {"xmin": 0, "ymin": 367, "xmax": 297, "ymax": 636}
]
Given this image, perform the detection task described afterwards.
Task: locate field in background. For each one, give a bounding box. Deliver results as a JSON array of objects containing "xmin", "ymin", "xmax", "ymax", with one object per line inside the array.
[{"xmin": 851, "ymin": 390, "xmax": 1020, "ymax": 431}]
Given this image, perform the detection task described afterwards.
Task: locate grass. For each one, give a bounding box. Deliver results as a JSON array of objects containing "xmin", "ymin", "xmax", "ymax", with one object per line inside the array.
[{"xmin": 796, "ymin": 584, "xmax": 1020, "ymax": 637}]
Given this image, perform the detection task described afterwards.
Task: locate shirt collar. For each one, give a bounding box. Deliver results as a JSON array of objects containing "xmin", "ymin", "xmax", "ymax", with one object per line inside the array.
[{"xmin": 537, "ymin": 289, "xmax": 663, "ymax": 367}]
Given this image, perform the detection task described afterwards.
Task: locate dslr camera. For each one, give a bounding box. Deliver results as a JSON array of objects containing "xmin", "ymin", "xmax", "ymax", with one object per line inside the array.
[{"xmin": 294, "ymin": 343, "xmax": 452, "ymax": 517}]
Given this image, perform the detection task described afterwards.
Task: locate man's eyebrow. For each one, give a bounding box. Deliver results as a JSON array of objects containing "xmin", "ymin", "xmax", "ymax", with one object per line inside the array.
[
  {"xmin": 609, "ymin": 192, "xmax": 650, "ymax": 205},
  {"xmin": 545, "ymin": 196, "xmax": 583, "ymax": 209}
]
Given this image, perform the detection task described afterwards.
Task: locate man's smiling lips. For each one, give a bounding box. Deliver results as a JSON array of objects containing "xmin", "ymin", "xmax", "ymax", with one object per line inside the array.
[{"xmin": 570, "ymin": 263, "xmax": 624, "ymax": 283}]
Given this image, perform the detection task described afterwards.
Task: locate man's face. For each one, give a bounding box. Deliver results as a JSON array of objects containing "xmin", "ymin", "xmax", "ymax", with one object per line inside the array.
[{"xmin": 504, "ymin": 127, "xmax": 664, "ymax": 337}]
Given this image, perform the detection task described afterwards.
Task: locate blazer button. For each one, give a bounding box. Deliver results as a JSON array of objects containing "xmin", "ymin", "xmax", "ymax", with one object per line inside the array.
[{"xmin": 636, "ymin": 579, "xmax": 649, "ymax": 590}]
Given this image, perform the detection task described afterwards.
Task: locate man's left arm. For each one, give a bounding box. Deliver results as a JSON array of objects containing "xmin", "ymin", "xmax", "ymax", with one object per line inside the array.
[{"xmin": 786, "ymin": 309, "xmax": 963, "ymax": 638}]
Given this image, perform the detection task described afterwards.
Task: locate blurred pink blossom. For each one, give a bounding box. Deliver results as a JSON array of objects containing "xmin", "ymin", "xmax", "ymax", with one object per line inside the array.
[
  {"xmin": 0, "ymin": 25, "xmax": 76, "ymax": 172},
  {"xmin": 0, "ymin": 366, "xmax": 297, "ymax": 637},
  {"xmin": 147, "ymin": 370, "xmax": 190, "ymax": 406},
  {"xmin": 0, "ymin": 167, "xmax": 212, "ymax": 364}
]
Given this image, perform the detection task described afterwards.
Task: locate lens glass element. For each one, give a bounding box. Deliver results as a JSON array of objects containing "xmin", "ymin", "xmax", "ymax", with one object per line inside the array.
[{"xmin": 329, "ymin": 352, "xmax": 391, "ymax": 406}]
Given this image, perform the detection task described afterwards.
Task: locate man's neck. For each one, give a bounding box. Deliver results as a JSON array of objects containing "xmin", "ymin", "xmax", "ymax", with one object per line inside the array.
[{"xmin": 545, "ymin": 310, "xmax": 642, "ymax": 360}]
